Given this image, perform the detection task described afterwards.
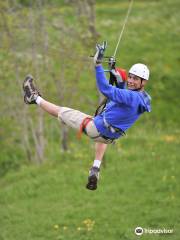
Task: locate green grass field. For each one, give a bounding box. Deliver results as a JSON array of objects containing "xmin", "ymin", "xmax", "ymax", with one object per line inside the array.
[
  {"xmin": 0, "ymin": 0, "xmax": 179, "ymax": 239},
  {"xmin": 0, "ymin": 128, "xmax": 179, "ymax": 239}
]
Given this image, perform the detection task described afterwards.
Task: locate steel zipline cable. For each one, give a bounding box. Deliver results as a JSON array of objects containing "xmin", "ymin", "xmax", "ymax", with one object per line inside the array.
[
  {"xmin": 113, "ymin": 0, "xmax": 134, "ymax": 58},
  {"xmin": 89, "ymin": 0, "xmax": 134, "ymax": 63}
]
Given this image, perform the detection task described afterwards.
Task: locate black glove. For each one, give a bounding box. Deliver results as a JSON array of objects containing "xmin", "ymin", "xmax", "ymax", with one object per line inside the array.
[{"xmin": 93, "ymin": 41, "xmax": 107, "ymax": 64}]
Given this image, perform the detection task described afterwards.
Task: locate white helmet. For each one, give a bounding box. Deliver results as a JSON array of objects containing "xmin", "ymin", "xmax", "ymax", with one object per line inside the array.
[{"xmin": 129, "ymin": 63, "xmax": 150, "ymax": 80}]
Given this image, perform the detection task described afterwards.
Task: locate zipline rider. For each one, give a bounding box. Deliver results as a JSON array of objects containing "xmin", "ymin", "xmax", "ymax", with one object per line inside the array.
[{"xmin": 23, "ymin": 41, "xmax": 151, "ymax": 191}]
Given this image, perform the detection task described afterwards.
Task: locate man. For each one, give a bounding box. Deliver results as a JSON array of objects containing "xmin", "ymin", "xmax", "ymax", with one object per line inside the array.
[{"xmin": 23, "ymin": 41, "xmax": 151, "ymax": 190}]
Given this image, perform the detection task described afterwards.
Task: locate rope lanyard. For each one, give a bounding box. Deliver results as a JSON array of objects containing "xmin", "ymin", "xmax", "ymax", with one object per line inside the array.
[{"xmin": 113, "ymin": 0, "xmax": 134, "ymax": 58}]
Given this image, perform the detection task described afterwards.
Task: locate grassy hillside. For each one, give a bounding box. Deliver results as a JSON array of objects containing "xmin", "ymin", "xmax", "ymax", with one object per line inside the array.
[
  {"xmin": 0, "ymin": 131, "xmax": 179, "ymax": 239},
  {"xmin": 0, "ymin": 0, "xmax": 179, "ymax": 239}
]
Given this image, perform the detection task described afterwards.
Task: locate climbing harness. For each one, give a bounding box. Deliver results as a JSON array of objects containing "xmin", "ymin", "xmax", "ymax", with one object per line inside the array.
[{"xmin": 77, "ymin": 117, "xmax": 92, "ymax": 139}]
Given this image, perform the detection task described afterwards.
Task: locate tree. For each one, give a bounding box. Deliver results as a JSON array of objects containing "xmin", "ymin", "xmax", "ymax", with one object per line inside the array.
[{"xmin": 0, "ymin": 0, "xmax": 99, "ymax": 166}]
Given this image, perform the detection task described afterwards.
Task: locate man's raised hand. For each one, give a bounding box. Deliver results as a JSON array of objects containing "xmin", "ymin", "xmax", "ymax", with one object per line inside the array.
[{"xmin": 93, "ymin": 41, "xmax": 107, "ymax": 65}]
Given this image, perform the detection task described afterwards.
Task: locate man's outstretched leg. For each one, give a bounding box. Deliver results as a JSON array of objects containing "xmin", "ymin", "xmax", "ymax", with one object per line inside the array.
[
  {"xmin": 23, "ymin": 75, "xmax": 109, "ymax": 191},
  {"xmin": 86, "ymin": 142, "xmax": 108, "ymax": 190}
]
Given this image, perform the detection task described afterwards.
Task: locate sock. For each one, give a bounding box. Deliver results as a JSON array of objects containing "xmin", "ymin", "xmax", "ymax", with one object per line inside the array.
[
  {"xmin": 93, "ymin": 160, "xmax": 101, "ymax": 169},
  {"xmin": 36, "ymin": 96, "xmax": 43, "ymax": 105}
]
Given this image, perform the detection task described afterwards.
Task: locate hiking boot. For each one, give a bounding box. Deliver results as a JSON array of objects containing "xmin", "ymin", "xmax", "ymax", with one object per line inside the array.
[
  {"xmin": 23, "ymin": 75, "xmax": 41, "ymax": 104},
  {"xmin": 86, "ymin": 166, "xmax": 100, "ymax": 190}
]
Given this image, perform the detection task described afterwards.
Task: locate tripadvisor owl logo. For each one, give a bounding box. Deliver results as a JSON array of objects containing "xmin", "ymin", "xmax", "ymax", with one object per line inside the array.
[{"xmin": 135, "ymin": 226, "xmax": 143, "ymax": 236}]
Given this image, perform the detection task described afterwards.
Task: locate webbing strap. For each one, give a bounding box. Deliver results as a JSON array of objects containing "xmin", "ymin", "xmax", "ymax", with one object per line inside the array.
[
  {"xmin": 103, "ymin": 115, "xmax": 126, "ymax": 136},
  {"xmin": 103, "ymin": 116, "xmax": 116, "ymax": 133},
  {"xmin": 77, "ymin": 117, "xmax": 92, "ymax": 139},
  {"xmin": 94, "ymin": 70, "xmax": 118, "ymax": 117}
]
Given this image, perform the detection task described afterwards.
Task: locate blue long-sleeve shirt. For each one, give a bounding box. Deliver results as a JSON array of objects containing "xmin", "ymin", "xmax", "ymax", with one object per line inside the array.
[{"xmin": 93, "ymin": 65, "xmax": 151, "ymax": 139}]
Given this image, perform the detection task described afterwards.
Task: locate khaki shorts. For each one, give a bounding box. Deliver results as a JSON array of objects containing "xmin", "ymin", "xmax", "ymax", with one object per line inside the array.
[{"xmin": 58, "ymin": 107, "xmax": 114, "ymax": 144}]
